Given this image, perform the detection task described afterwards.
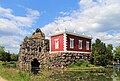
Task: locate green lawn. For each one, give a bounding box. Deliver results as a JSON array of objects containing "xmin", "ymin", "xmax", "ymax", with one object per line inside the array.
[
  {"xmin": 0, "ymin": 61, "xmax": 31, "ymax": 81},
  {"xmin": 0, "ymin": 61, "xmax": 105, "ymax": 81},
  {"xmin": 66, "ymin": 60, "xmax": 105, "ymax": 71},
  {"xmin": 0, "ymin": 61, "xmax": 55, "ymax": 81}
]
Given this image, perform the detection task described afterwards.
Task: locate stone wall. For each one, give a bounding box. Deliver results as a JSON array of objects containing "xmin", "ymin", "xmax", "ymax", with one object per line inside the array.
[
  {"xmin": 18, "ymin": 28, "xmax": 49, "ymax": 71},
  {"xmin": 18, "ymin": 28, "xmax": 91, "ymax": 71},
  {"xmin": 48, "ymin": 52, "xmax": 91, "ymax": 68}
]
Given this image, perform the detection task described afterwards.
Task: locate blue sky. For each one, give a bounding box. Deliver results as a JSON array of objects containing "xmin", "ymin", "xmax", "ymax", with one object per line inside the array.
[
  {"xmin": 0, "ymin": 0, "xmax": 79, "ymax": 28},
  {"xmin": 0, "ymin": 0, "xmax": 120, "ymax": 53}
]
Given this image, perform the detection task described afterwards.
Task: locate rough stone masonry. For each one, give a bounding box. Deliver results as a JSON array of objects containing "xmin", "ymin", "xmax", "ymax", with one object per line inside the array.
[
  {"xmin": 18, "ymin": 28, "xmax": 90, "ymax": 71},
  {"xmin": 18, "ymin": 28, "xmax": 49, "ymax": 71}
]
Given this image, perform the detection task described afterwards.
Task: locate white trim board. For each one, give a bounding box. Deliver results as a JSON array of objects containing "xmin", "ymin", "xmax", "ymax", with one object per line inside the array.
[
  {"xmin": 49, "ymin": 37, "xmax": 51, "ymax": 52},
  {"xmin": 63, "ymin": 33, "xmax": 67, "ymax": 52},
  {"xmin": 50, "ymin": 51, "xmax": 91, "ymax": 54}
]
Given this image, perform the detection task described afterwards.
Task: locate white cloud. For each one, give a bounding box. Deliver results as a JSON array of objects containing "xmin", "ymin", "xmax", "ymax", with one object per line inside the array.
[
  {"xmin": 1, "ymin": 0, "xmax": 120, "ymax": 53},
  {"xmin": 0, "ymin": 7, "xmax": 40, "ymax": 35},
  {"xmin": 0, "ymin": 7, "xmax": 12, "ymax": 15},
  {"xmin": 0, "ymin": 36, "xmax": 22, "ymax": 53},
  {"xmin": 79, "ymin": 0, "xmax": 97, "ymax": 9},
  {"xmin": 0, "ymin": 6, "xmax": 40, "ymax": 53},
  {"xmin": 41, "ymin": 0, "xmax": 120, "ymax": 47}
]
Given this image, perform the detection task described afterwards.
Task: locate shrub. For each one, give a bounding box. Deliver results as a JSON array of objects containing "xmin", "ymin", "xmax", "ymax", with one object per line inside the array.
[
  {"xmin": 81, "ymin": 60, "xmax": 90, "ymax": 67},
  {"xmin": 68, "ymin": 60, "xmax": 91, "ymax": 68},
  {"xmin": 2, "ymin": 62, "xmax": 16, "ymax": 68},
  {"xmin": 75, "ymin": 61, "xmax": 82, "ymax": 66},
  {"xmin": 68, "ymin": 63, "xmax": 75, "ymax": 68}
]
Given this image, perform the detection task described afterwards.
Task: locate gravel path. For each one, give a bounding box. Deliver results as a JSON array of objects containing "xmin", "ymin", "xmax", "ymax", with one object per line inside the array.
[{"xmin": 0, "ymin": 76, "xmax": 7, "ymax": 81}]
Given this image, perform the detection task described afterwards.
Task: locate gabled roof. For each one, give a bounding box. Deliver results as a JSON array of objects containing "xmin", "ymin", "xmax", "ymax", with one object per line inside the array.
[{"xmin": 50, "ymin": 31, "xmax": 92, "ymax": 39}]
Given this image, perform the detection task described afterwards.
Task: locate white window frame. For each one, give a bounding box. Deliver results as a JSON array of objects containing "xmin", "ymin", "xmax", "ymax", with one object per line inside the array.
[
  {"xmin": 55, "ymin": 39, "xmax": 59, "ymax": 49},
  {"xmin": 86, "ymin": 41, "xmax": 89, "ymax": 50},
  {"xmin": 70, "ymin": 38, "xmax": 74, "ymax": 48},
  {"xmin": 79, "ymin": 40, "xmax": 82, "ymax": 49}
]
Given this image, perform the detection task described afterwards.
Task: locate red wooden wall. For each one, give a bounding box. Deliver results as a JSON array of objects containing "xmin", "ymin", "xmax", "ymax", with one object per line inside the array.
[
  {"xmin": 51, "ymin": 34, "xmax": 64, "ymax": 52},
  {"xmin": 66, "ymin": 34, "xmax": 91, "ymax": 52}
]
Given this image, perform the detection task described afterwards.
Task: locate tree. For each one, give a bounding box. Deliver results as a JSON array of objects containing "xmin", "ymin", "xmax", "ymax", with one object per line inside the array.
[
  {"xmin": 0, "ymin": 46, "xmax": 5, "ymax": 61},
  {"xmin": 114, "ymin": 46, "xmax": 120, "ymax": 61},
  {"xmin": 0, "ymin": 46, "xmax": 4, "ymax": 53},
  {"xmin": 106, "ymin": 44, "xmax": 113, "ymax": 64},
  {"xmin": 91, "ymin": 39, "xmax": 113, "ymax": 66},
  {"xmin": 0, "ymin": 52, "xmax": 10, "ymax": 61},
  {"xmin": 10, "ymin": 54, "xmax": 18, "ymax": 61},
  {"xmin": 0, "ymin": 46, "xmax": 10, "ymax": 62}
]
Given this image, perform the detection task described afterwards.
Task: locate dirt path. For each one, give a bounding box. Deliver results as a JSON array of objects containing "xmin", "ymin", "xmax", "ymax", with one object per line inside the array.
[{"xmin": 0, "ymin": 76, "xmax": 7, "ymax": 81}]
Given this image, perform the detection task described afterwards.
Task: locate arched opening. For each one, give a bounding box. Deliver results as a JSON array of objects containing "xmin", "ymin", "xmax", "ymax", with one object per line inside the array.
[
  {"xmin": 31, "ymin": 59, "xmax": 40, "ymax": 74},
  {"xmin": 31, "ymin": 58, "xmax": 40, "ymax": 67}
]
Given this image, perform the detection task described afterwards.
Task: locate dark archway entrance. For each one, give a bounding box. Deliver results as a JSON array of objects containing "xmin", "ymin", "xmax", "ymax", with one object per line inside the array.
[
  {"xmin": 31, "ymin": 59, "xmax": 40, "ymax": 74},
  {"xmin": 31, "ymin": 59, "xmax": 40, "ymax": 67}
]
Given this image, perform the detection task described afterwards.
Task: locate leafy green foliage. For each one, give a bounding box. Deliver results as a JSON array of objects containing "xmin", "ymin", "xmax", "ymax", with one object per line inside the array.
[
  {"xmin": 10, "ymin": 54, "xmax": 18, "ymax": 61},
  {"xmin": 75, "ymin": 61, "xmax": 82, "ymax": 66},
  {"xmin": 68, "ymin": 60, "xmax": 90, "ymax": 68},
  {"xmin": 114, "ymin": 46, "xmax": 120, "ymax": 61},
  {"xmin": 91, "ymin": 39, "xmax": 113, "ymax": 66},
  {"xmin": 0, "ymin": 46, "xmax": 18, "ymax": 62},
  {"xmin": 2, "ymin": 61, "xmax": 17, "ymax": 68},
  {"xmin": 81, "ymin": 60, "xmax": 89, "ymax": 67},
  {"xmin": 0, "ymin": 46, "xmax": 10, "ymax": 62},
  {"xmin": 106, "ymin": 44, "xmax": 113, "ymax": 64},
  {"xmin": 0, "ymin": 62, "xmax": 30, "ymax": 81},
  {"xmin": 0, "ymin": 46, "xmax": 4, "ymax": 52},
  {"xmin": 0, "ymin": 52, "xmax": 10, "ymax": 61}
]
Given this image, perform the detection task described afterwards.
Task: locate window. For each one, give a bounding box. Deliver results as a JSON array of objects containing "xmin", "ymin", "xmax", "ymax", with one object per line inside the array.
[
  {"xmin": 70, "ymin": 38, "xmax": 74, "ymax": 48},
  {"xmin": 79, "ymin": 40, "xmax": 82, "ymax": 49},
  {"xmin": 86, "ymin": 41, "xmax": 89, "ymax": 50},
  {"xmin": 39, "ymin": 47, "xmax": 41, "ymax": 52},
  {"xmin": 26, "ymin": 47, "xmax": 30, "ymax": 52},
  {"xmin": 55, "ymin": 39, "xmax": 59, "ymax": 49}
]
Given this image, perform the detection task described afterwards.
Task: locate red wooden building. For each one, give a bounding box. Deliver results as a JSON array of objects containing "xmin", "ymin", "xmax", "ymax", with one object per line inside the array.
[{"xmin": 50, "ymin": 30, "xmax": 92, "ymax": 55}]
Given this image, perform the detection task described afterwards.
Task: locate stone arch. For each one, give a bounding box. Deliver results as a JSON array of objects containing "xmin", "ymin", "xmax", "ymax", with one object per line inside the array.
[
  {"xmin": 31, "ymin": 58, "xmax": 40, "ymax": 68},
  {"xmin": 31, "ymin": 58, "xmax": 40, "ymax": 74}
]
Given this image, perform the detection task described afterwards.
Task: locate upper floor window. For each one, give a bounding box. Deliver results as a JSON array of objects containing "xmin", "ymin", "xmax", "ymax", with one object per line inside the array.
[
  {"xmin": 55, "ymin": 39, "xmax": 59, "ymax": 49},
  {"xmin": 86, "ymin": 41, "xmax": 89, "ymax": 50},
  {"xmin": 79, "ymin": 40, "xmax": 82, "ymax": 49},
  {"xmin": 70, "ymin": 38, "xmax": 74, "ymax": 48}
]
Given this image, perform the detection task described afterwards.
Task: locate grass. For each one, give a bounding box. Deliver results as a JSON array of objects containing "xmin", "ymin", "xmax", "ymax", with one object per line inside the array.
[
  {"xmin": 0, "ymin": 60, "xmax": 105, "ymax": 81},
  {"xmin": 66, "ymin": 60, "xmax": 104, "ymax": 71},
  {"xmin": 0, "ymin": 61, "xmax": 55, "ymax": 81},
  {"xmin": 0, "ymin": 61, "xmax": 31, "ymax": 81}
]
